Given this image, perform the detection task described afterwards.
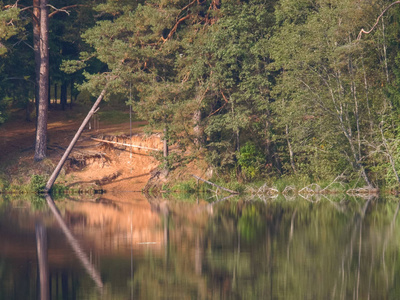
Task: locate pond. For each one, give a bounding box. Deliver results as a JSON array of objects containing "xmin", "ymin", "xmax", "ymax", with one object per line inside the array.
[{"xmin": 0, "ymin": 193, "xmax": 399, "ymax": 299}]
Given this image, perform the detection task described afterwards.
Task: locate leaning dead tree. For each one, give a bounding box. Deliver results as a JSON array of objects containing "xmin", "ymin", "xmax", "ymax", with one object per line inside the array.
[
  {"xmin": 45, "ymin": 89, "xmax": 107, "ymax": 192},
  {"xmin": 192, "ymin": 174, "xmax": 239, "ymax": 194},
  {"xmin": 357, "ymin": 1, "xmax": 400, "ymax": 40},
  {"xmin": 357, "ymin": 1, "xmax": 400, "ymax": 185}
]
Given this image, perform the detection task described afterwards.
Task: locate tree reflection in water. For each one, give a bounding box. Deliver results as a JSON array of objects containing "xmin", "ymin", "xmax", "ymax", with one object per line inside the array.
[{"xmin": 1, "ymin": 194, "xmax": 400, "ymax": 299}]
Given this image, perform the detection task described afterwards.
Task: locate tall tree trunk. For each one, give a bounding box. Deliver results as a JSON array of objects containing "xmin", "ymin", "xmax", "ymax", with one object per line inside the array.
[
  {"xmin": 163, "ymin": 125, "xmax": 169, "ymax": 170},
  {"xmin": 193, "ymin": 109, "xmax": 204, "ymax": 147},
  {"xmin": 48, "ymin": 78, "xmax": 51, "ymax": 107},
  {"xmin": 54, "ymin": 83, "xmax": 57, "ymax": 107},
  {"xmin": 33, "ymin": 0, "xmax": 40, "ymax": 119},
  {"xmin": 61, "ymin": 82, "xmax": 67, "ymax": 111},
  {"xmin": 163, "ymin": 126, "xmax": 169, "ymax": 158},
  {"xmin": 25, "ymin": 100, "xmax": 31, "ymax": 122},
  {"xmin": 34, "ymin": 0, "xmax": 49, "ymax": 161},
  {"xmin": 286, "ymin": 124, "xmax": 296, "ymax": 174},
  {"xmin": 70, "ymin": 79, "xmax": 73, "ymax": 109}
]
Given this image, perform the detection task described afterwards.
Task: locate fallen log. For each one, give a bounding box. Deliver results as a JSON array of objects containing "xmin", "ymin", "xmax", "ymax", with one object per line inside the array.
[
  {"xmin": 91, "ymin": 137, "xmax": 161, "ymax": 151},
  {"xmin": 192, "ymin": 174, "xmax": 239, "ymax": 194}
]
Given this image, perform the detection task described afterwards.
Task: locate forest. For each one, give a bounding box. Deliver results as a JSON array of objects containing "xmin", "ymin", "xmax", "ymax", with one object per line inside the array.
[{"xmin": 2, "ymin": 0, "xmax": 400, "ymax": 189}]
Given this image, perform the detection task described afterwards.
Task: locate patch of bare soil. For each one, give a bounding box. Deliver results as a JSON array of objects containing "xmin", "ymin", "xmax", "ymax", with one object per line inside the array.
[
  {"xmin": 0, "ymin": 108, "xmax": 160, "ymax": 191},
  {"xmin": 65, "ymin": 134, "xmax": 162, "ymax": 192}
]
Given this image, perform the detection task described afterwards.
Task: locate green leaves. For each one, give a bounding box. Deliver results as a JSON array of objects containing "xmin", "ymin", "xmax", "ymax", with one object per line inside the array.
[
  {"xmin": 58, "ymin": 0, "xmax": 400, "ymax": 185},
  {"xmin": 0, "ymin": 4, "xmax": 22, "ymax": 44}
]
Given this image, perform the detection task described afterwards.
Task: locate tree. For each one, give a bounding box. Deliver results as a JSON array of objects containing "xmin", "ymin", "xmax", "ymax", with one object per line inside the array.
[
  {"xmin": 269, "ymin": 0, "xmax": 392, "ymax": 185},
  {"xmin": 182, "ymin": 0, "xmax": 276, "ymax": 174},
  {"xmin": 33, "ymin": 0, "xmax": 49, "ymax": 161},
  {"xmin": 0, "ymin": 2, "xmax": 27, "ymax": 123},
  {"xmin": 1, "ymin": 1, "xmax": 99, "ymax": 160}
]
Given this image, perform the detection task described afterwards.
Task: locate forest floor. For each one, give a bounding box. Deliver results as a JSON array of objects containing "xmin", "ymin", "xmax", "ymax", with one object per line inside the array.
[{"xmin": 0, "ymin": 105, "xmax": 162, "ymax": 192}]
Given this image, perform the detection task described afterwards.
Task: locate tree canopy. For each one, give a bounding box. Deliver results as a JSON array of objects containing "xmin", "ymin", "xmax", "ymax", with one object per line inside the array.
[{"xmin": 3, "ymin": 0, "xmax": 400, "ymax": 187}]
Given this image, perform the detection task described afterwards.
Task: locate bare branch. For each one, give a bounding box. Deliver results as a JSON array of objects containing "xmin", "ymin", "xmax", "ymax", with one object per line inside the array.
[
  {"xmin": 161, "ymin": 15, "xmax": 190, "ymax": 43},
  {"xmin": 208, "ymin": 91, "xmax": 228, "ymax": 117},
  {"xmin": 48, "ymin": 5, "xmax": 88, "ymax": 18},
  {"xmin": 357, "ymin": 1, "xmax": 400, "ymax": 40},
  {"xmin": 177, "ymin": 0, "xmax": 196, "ymax": 21},
  {"xmin": 47, "ymin": 4, "xmax": 70, "ymax": 16},
  {"xmin": 4, "ymin": 1, "xmax": 19, "ymax": 9}
]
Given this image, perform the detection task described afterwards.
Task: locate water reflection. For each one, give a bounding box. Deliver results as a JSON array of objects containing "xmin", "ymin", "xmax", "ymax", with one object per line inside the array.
[
  {"xmin": 0, "ymin": 194, "xmax": 400, "ymax": 299},
  {"xmin": 44, "ymin": 194, "xmax": 103, "ymax": 289},
  {"xmin": 35, "ymin": 222, "xmax": 49, "ymax": 300}
]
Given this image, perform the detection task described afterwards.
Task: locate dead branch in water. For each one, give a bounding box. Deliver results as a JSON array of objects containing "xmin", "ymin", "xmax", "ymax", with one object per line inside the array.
[{"xmin": 192, "ymin": 174, "xmax": 239, "ymax": 194}]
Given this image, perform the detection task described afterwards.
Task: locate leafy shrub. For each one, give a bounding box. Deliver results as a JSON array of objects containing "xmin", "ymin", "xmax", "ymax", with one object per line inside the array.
[
  {"xmin": 237, "ymin": 142, "xmax": 266, "ymax": 181},
  {"xmin": 29, "ymin": 175, "xmax": 46, "ymax": 193},
  {"xmin": 0, "ymin": 176, "xmax": 9, "ymax": 192}
]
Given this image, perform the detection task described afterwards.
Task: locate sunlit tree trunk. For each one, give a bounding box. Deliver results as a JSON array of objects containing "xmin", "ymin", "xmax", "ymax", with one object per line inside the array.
[
  {"xmin": 34, "ymin": 0, "xmax": 49, "ymax": 161},
  {"xmin": 193, "ymin": 109, "xmax": 204, "ymax": 147},
  {"xmin": 285, "ymin": 124, "xmax": 296, "ymax": 174},
  {"xmin": 54, "ymin": 83, "xmax": 57, "ymax": 107},
  {"xmin": 163, "ymin": 126, "xmax": 169, "ymax": 161},
  {"xmin": 33, "ymin": 0, "xmax": 40, "ymax": 119}
]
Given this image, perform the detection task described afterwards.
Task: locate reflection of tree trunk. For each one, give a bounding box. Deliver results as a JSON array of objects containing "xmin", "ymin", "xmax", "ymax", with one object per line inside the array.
[
  {"xmin": 381, "ymin": 201, "xmax": 400, "ymax": 292},
  {"xmin": 333, "ymin": 197, "xmax": 373, "ymax": 298},
  {"xmin": 34, "ymin": 0, "xmax": 49, "ymax": 161},
  {"xmin": 36, "ymin": 223, "xmax": 49, "ymax": 300},
  {"xmin": 163, "ymin": 212, "xmax": 169, "ymax": 262},
  {"xmin": 62, "ymin": 272, "xmax": 69, "ymax": 299},
  {"xmin": 195, "ymin": 234, "xmax": 202, "ymax": 275},
  {"xmin": 44, "ymin": 194, "xmax": 103, "ymax": 288},
  {"xmin": 286, "ymin": 208, "xmax": 297, "ymax": 261},
  {"xmin": 355, "ymin": 217, "xmax": 363, "ymax": 300},
  {"xmin": 232, "ymin": 229, "xmax": 240, "ymax": 290}
]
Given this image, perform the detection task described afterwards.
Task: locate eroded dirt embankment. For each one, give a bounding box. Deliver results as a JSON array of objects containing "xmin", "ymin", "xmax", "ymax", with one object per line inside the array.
[
  {"xmin": 0, "ymin": 109, "xmax": 160, "ymax": 191},
  {"xmin": 64, "ymin": 133, "xmax": 162, "ymax": 192}
]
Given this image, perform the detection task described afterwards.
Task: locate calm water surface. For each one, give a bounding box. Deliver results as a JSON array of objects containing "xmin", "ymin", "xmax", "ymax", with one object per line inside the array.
[{"xmin": 0, "ymin": 193, "xmax": 399, "ymax": 299}]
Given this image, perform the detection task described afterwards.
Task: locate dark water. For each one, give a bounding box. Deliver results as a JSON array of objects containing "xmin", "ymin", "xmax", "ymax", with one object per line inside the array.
[{"xmin": 0, "ymin": 193, "xmax": 399, "ymax": 299}]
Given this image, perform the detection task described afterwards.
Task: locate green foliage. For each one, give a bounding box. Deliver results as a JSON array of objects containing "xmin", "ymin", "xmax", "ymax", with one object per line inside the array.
[
  {"xmin": 0, "ymin": 175, "xmax": 9, "ymax": 191},
  {"xmin": 0, "ymin": 4, "xmax": 24, "ymax": 55},
  {"xmin": 29, "ymin": 195, "xmax": 46, "ymax": 210},
  {"xmin": 237, "ymin": 142, "xmax": 266, "ymax": 181},
  {"xmin": 171, "ymin": 179, "xmax": 198, "ymax": 193},
  {"xmin": 238, "ymin": 205, "xmax": 265, "ymax": 242},
  {"xmin": 52, "ymin": 0, "xmax": 400, "ymax": 188},
  {"xmin": 29, "ymin": 175, "xmax": 47, "ymax": 194}
]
